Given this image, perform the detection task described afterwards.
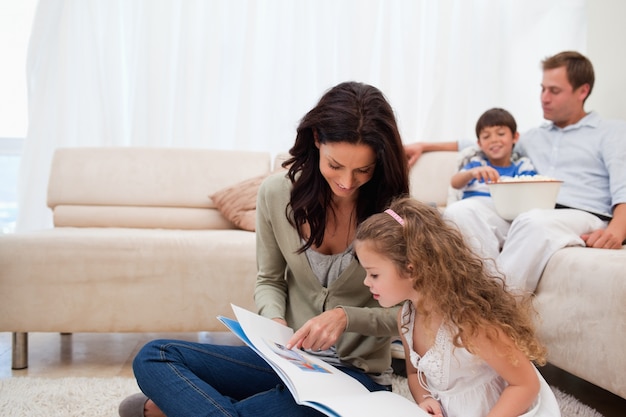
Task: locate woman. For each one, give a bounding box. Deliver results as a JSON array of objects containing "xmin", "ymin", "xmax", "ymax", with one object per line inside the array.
[{"xmin": 119, "ymin": 81, "xmax": 410, "ymax": 417}]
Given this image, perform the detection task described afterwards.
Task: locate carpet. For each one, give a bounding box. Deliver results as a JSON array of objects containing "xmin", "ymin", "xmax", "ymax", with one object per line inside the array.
[{"xmin": 0, "ymin": 375, "xmax": 604, "ymax": 417}]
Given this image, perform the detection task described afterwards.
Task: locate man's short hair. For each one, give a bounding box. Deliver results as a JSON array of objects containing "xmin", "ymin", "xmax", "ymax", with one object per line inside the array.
[{"xmin": 542, "ymin": 51, "xmax": 595, "ymax": 98}]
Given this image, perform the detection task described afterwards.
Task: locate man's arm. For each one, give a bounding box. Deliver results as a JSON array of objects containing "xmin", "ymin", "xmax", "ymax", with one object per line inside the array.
[
  {"xmin": 581, "ymin": 203, "xmax": 626, "ymax": 249},
  {"xmin": 404, "ymin": 141, "xmax": 459, "ymax": 167}
]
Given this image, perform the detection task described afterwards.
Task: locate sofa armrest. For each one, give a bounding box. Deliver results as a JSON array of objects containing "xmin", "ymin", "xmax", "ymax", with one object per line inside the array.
[{"xmin": 409, "ymin": 151, "xmax": 458, "ymax": 207}]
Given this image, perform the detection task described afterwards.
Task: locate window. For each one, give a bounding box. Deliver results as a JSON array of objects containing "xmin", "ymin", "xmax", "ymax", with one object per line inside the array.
[
  {"xmin": 0, "ymin": 138, "xmax": 22, "ymax": 234},
  {"xmin": 0, "ymin": 1, "xmax": 35, "ymax": 233}
]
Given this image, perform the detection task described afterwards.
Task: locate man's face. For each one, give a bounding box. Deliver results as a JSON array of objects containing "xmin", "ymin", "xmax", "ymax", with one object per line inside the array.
[{"xmin": 540, "ymin": 66, "xmax": 589, "ymax": 128}]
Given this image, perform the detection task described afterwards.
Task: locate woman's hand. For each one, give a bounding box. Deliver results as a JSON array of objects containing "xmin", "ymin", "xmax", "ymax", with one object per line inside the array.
[
  {"xmin": 272, "ymin": 317, "xmax": 288, "ymax": 326},
  {"xmin": 419, "ymin": 397, "xmax": 444, "ymax": 417},
  {"xmin": 285, "ymin": 308, "xmax": 347, "ymax": 351}
]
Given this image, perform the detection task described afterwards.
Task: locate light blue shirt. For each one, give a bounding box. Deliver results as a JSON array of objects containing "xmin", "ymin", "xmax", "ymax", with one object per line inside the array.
[
  {"xmin": 518, "ymin": 112, "xmax": 626, "ymax": 217},
  {"xmin": 459, "ymin": 112, "xmax": 626, "ymax": 217}
]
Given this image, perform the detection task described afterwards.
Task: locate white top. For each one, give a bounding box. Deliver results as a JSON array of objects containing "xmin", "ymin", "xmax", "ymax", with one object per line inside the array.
[{"xmin": 400, "ymin": 301, "xmax": 561, "ymax": 417}]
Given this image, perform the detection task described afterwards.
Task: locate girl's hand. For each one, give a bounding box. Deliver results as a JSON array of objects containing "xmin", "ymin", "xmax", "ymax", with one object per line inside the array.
[
  {"xmin": 419, "ymin": 397, "xmax": 444, "ymax": 417},
  {"xmin": 285, "ymin": 308, "xmax": 347, "ymax": 351}
]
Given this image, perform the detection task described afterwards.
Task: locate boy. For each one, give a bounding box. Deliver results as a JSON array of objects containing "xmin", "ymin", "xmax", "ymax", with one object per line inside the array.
[
  {"xmin": 451, "ymin": 107, "xmax": 537, "ymax": 199},
  {"xmin": 444, "ymin": 108, "xmax": 537, "ymax": 274}
]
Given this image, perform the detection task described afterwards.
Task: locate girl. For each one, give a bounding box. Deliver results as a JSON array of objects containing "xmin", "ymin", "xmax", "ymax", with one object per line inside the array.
[
  {"xmin": 354, "ymin": 197, "xmax": 560, "ymax": 417},
  {"xmin": 119, "ymin": 81, "xmax": 410, "ymax": 417}
]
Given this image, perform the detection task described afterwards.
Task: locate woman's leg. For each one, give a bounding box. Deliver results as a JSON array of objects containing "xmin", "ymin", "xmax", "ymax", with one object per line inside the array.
[{"xmin": 133, "ymin": 340, "xmax": 324, "ymax": 417}]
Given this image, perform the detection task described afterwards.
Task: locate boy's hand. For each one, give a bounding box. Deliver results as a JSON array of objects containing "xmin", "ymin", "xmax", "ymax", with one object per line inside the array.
[{"xmin": 470, "ymin": 166, "xmax": 500, "ymax": 184}]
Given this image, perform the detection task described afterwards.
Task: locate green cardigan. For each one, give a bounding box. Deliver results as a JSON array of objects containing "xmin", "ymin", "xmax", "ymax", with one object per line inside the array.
[{"xmin": 254, "ymin": 171, "xmax": 398, "ymax": 374}]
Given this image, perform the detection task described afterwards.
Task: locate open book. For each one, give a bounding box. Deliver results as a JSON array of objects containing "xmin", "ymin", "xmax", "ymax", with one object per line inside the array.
[{"xmin": 218, "ymin": 304, "xmax": 428, "ymax": 417}]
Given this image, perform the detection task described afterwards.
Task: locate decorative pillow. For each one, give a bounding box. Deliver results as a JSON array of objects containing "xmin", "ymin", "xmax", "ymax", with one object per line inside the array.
[{"xmin": 210, "ymin": 174, "xmax": 269, "ymax": 231}]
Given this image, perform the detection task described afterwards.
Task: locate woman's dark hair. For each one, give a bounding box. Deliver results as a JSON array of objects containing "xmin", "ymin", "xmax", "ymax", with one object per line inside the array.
[{"xmin": 283, "ymin": 81, "xmax": 409, "ymax": 253}]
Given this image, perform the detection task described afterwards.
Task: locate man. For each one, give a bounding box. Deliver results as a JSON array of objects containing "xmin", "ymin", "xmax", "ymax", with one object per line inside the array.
[{"xmin": 405, "ymin": 51, "xmax": 626, "ymax": 292}]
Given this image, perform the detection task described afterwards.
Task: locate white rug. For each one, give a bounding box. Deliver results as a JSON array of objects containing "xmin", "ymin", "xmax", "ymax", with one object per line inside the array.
[{"xmin": 0, "ymin": 375, "xmax": 604, "ymax": 417}]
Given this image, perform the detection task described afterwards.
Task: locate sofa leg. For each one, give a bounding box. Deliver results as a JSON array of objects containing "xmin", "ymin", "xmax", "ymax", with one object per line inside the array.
[{"xmin": 11, "ymin": 332, "xmax": 28, "ymax": 369}]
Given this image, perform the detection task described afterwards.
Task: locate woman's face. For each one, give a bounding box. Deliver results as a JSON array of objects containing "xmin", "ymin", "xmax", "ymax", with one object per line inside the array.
[{"xmin": 316, "ymin": 141, "xmax": 376, "ymax": 200}]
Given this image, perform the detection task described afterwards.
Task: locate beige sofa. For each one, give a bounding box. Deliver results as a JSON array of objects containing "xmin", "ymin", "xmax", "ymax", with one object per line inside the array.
[
  {"xmin": 1, "ymin": 148, "xmax": 624, "ymax": 400},
  {"xmin": 0, "ymin": 147, "xmax": 270, "ymax": 369}
]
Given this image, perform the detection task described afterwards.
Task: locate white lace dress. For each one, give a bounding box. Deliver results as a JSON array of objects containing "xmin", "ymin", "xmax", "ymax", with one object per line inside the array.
[{"xmin": 400, "ymin": 301, "xmax": 560, "ymax": 417}]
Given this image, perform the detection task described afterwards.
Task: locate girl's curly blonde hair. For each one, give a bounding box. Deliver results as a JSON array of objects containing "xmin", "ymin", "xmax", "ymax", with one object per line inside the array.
[{"xmin": 355, "ymin": 196, "xmax": 547, "ymax": 365}]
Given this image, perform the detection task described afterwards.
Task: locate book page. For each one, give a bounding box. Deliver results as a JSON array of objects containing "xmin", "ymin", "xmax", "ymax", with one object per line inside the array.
[
  {"xmin": 311, "ymin": 390, "xmax": 427, "ymax": 416},
  {"xmin": 229, "ymin": 305, "xmax": 369, "ymax": 400},
  {"xmin": 220, "ymin": 304, "xmax": 429, "ymax": 417}
]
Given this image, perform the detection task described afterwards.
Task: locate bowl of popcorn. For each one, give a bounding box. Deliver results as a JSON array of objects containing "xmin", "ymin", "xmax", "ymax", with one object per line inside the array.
[{"xmin": 487, "ymin": 176, "xmax": 563, "ymax": 221}]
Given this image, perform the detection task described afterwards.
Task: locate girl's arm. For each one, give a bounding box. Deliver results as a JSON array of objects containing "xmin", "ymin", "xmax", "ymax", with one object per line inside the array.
[
  {"xmin": 398, "ymin": 313, "xmax": 444, "ymax": 417},
  {"xmin": 472, "ymin": 328, "xmax": 540, "ymax": 417}
]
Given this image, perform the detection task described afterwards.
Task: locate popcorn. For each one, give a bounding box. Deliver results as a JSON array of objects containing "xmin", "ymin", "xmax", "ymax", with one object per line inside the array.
[{"xmin": 498, "ymin": 175, "xmax": 559, "ymax": 182}]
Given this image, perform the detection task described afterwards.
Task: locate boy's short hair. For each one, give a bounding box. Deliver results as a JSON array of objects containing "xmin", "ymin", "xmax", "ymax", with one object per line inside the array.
[{"xmin": 475, "ymin": 108, "xmax": 517, "ymax": 138}]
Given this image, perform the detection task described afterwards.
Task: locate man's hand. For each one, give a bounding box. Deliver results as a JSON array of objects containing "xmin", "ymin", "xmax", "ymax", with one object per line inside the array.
[
  {"xmin": 285, "ymin": 308, "xmax": 347, "ymax": 351},
  {"xmin": 405, "ymin": 143, "xmax": 426, "ymax": 167},
  {"xmin": 582, "ymin": 204, "xmax": 626, "ymax": 249},
  {"xmin": 404, "ymin": 141, "xmax": 460, "ymax": 168},
  {"xmin": 581, "ymin": 228, "xmax": 625, "ymax": 249}
]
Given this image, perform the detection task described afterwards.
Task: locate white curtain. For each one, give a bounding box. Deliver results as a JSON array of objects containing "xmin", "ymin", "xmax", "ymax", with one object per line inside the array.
[{"xmin": 18, "ymin": 0, "xmax": 586, "ymax": 231}]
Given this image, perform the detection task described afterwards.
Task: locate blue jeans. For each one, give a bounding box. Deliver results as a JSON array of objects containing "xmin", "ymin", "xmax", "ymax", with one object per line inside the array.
[{"xmin": 132, "ymin": 340, "xmax": 390, "ymax": 417}]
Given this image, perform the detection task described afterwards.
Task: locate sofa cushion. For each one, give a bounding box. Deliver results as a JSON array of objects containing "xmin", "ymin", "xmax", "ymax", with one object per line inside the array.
[
  {"xmin": 47, "ymin": 147, "xmax": 272, "ymax": 229},
  {"xmin": 52, "ymin": 205, "xmax": 232, "ymax": 230},
  {"xmin": 211, "ymin": 174, "xmax": 268, "ymax": 232},
  {"xmin": 0, "ymin": 227, "xmax": 258, "ymax": 333},
  {"xmin": 211, "ymin": 153, "xmax": 291, "ymax": 231}
]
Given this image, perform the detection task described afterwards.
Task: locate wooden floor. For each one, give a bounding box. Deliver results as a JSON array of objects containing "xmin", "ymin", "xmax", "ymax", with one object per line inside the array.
[{"xmin": 1, "ymin": 332, "xmax": 624, "ymax": 416}]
